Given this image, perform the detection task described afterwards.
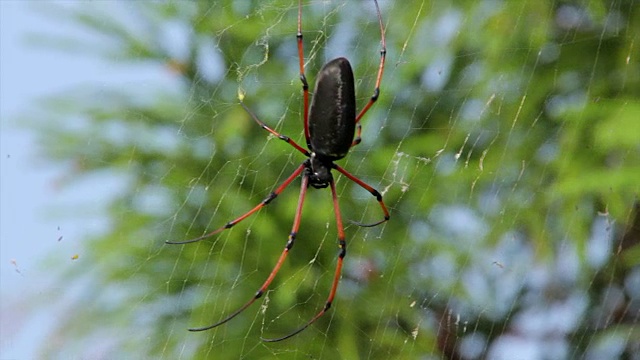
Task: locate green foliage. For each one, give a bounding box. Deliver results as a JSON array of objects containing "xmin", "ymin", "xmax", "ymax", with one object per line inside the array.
[{"xmin": 26, "ymin": 0, "xmax": 639, "ymax": 358}]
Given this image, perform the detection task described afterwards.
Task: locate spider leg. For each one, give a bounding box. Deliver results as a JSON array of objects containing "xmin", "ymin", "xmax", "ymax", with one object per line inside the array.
[
  {"xmin": 262, "ymin": 178, "xmax": 346, "ymax": 342},
  {"xmin": 187, "ymin": 173, "xmax": 310, "ymax": 331},
  {"xmin": 239, "ymin": 100, "xmax": 310, "ymax": 157},
  {"xmin": 352, "ymin": 0, "xmax": 386, "ymax": 147},
  {"xmin": 166, "ymin": 164, "xmax": 306, "ymax": 245},
  {"xmin": 334, "ymin": 164, "xmax": 389, "ymax": 227},
  {"xmin": 297, "ymin": 0, "xmax": 311, "ymax": 148}
]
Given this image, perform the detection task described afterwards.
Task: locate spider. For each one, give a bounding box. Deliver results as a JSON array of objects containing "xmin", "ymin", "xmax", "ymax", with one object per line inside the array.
[{"xmin": 167, "ymin": 0, "xmax": 388, "ymax": 342}]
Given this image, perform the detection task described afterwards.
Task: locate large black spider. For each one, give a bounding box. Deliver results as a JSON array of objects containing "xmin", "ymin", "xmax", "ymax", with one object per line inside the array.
[{"xmin": 168, "ymin": 0, "xmax": 388, "ymax": 342}]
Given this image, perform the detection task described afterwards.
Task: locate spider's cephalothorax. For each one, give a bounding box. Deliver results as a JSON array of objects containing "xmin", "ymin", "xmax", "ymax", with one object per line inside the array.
[
  {"xmin": 167, "ymin": 0, "xmax": 388, "ymax": 342},
  {"xmin": 307, "ymin": 155, "xmax": 332, "ymax": 189}
]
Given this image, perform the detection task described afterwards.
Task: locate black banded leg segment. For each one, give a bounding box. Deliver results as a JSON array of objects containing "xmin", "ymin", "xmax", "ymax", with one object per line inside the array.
[
  {"xmin": 352, "ymin": 0, "xmax": 387, "ymax": 148},
  {"xmin": 297, "ymin": 0, "xmax": 311, "ymax": 147},
  {"xmin": 239, "ymin": 101, "xmax": 310, "ymax": 157},
  {"xmin": 166, "ymin": 164, "xmax": 306, "ymax": 245},
  {"xmin": 334, "ymin": 164, "xmax": 389, "ymax": 227},
  {"xmin": 262, "ymin": 179, "xmax": 346, "ymax": 342},
  {"xmin": 189, "ymin": 174, "xmax": 310, "ymax": 331}
]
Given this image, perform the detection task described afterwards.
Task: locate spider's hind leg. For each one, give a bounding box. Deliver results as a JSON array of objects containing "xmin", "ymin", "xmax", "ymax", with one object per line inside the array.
[
  {"xmin": 187, "ymin": 173, "xmax": 311, "ymax": 332},
  {"xmin": 262, "ymin": 177, "xmax": 346, "ymax": 342}
]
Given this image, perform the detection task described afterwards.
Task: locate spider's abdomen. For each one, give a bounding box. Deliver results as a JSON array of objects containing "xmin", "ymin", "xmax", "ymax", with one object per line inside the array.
[{"xmin": 308, "ymin": 57, "xmax": 356, "ymax": 161}]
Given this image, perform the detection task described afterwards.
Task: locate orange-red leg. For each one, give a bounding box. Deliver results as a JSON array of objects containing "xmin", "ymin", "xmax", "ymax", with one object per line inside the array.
[
  {"xmin": 166, "ymin": 164, "xmax": 306, "ymax": 245},
  {"xmin": 240, "ymin": 100, "xmax": 309, "ymax": 157},
  {"xmin": 334, "ymin": 164, "xmax": 389, "ymax": 227},
  {"xmin": 187, "ymin": 173, "xmax": 310, "ymax": 331},
  {"xmin": 262, "ymin": 179, "xmax": 346, "ymax": 342},
  {"xmin": 352, "ymin": 0, "xmax": 387, "ymax": 147},
  {"xmin": 297, "ymin": 0, "xmax": 311, "ymax": 148}
]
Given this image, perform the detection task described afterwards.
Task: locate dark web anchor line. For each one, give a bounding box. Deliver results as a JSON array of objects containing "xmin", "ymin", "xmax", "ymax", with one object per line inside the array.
[{"xmin": 167, "ymin": 0, "xmax": 388, "ymax": 341}]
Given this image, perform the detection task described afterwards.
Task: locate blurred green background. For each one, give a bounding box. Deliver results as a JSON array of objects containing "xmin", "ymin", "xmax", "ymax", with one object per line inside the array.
[{"xmin": 7, "ymin": 0, "xmax": 640, "ymax": 358}]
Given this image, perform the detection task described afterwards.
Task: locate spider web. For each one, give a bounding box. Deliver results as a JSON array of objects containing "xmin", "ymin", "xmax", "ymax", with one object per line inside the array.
[{"xmin": 5, "ymin": 0, "xmax": 640, "ymax": 359}]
